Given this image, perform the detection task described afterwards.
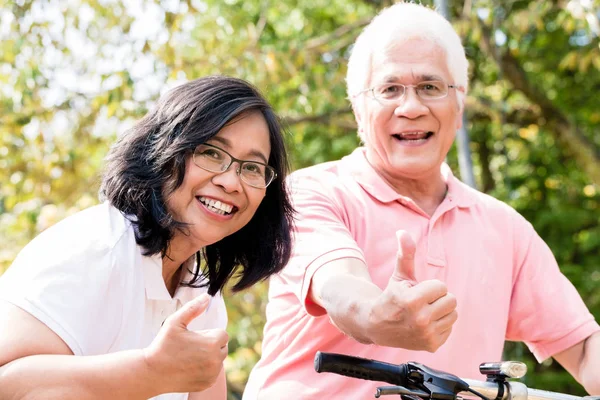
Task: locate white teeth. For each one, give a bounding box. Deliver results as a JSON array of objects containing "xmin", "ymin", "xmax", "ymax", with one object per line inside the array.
[
  {"xmin": 199, "ymin": 196, "xmax": 234, "ymax": 214},
  {"xmin": 398, "ymin": 131, "xmax": 429, "ymax": 139}
]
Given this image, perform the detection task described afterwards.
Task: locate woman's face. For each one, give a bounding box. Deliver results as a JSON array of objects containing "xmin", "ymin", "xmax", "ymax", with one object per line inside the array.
[{"xmin": 166, "ymin": 111, "xmax": 271, "ymax": 255}]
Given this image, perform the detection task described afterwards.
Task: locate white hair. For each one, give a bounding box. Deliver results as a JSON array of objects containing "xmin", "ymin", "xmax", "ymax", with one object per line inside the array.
[{"xmin": 346, "ymin": 2, "xmax": 469, "ymax": 139}]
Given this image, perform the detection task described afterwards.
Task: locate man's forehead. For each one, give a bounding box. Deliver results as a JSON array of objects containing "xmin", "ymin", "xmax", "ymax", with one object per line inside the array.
[
  {"xmin": 370, "ymin": 64, "xmax": 448, "ymax": 85},
  {"xmin": 369, "ymin": 40, "xmax": 450, "ymax": 83}
]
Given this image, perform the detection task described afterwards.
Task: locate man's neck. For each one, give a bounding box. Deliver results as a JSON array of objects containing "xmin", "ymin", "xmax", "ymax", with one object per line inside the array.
[{"xmin": 375, "ymin": 167, "xmax": 448, "ymax": 217}]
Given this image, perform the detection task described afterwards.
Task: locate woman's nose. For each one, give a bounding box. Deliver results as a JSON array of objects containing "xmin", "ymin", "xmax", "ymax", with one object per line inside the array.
[{"xmin": 211, "ymin": 162, "xmax": 243, "ymax": 192}]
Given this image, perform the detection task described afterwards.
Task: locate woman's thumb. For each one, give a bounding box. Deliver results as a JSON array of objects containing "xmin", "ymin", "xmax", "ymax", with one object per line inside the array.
[{"xmin": 169, "ymin": 293, "xmax": 211, "ymax": 329}]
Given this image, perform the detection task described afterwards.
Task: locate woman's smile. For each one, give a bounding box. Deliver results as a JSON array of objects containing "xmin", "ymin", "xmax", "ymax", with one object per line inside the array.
[{"xmin": 197, "ymin": 195, "xmax": 237, "ymax": 218}]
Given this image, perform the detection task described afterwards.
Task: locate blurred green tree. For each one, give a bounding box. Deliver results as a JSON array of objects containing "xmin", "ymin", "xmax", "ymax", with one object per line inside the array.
[{"xmin": 1, "ymin": 0, "xmax": 598, "ymax": 398}]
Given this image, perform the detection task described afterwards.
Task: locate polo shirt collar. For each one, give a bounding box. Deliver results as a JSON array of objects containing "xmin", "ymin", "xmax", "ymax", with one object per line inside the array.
[
  {"xmin": 142, "ymin": 252, "xmax": 201, "ymax": 301},
  {"xmin": 343, "ymin": 147, "xmax": 476, "ymax": 208},
  {"xmin": 142, "ymin": 252, "xmax": 173, "ymax": 301}
]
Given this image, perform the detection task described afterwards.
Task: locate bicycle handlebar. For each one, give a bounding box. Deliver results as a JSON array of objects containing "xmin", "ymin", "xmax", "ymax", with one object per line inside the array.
[
  {"xmin": 465, "ymin": 379, "xmax": 590, "ymax": 400},
  {"xmin": 314, "ymin": 351, "xmax": 596, "ymax": 400},
  {"xmin": 314, "ymin": 351, "xmax": 409, "ymax": 387},
  {"xmin": 315, "ymin": 351, "xmax": 469, "ymax": 400}
]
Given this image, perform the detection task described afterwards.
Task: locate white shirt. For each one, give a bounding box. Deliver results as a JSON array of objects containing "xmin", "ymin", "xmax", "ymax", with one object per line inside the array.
[{"xmin": 0, "ymin": 202, "xmax": 228, "ymax": 400}]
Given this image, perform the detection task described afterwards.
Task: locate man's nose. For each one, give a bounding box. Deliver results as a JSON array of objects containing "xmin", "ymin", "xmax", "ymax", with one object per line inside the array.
[{"xmin": 393, "ymin": 87, "xmax": 429, "ymax": 119}]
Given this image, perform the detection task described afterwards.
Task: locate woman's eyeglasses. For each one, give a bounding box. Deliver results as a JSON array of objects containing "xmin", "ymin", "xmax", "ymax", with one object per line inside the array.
[{"xmin": 192, "ymin": 143, "xmax": 277, "ymax": 189}]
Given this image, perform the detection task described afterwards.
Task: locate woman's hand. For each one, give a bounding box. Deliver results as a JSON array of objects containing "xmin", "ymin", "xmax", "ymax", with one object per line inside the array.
[{"xmin": 143, "ymin": 294, "xmax": 229, "ymax": 394}]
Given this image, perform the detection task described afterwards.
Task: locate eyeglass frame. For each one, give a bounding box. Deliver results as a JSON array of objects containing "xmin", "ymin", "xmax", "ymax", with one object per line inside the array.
[
  {"xmin": 353, "ymin": 80, "xmax": 463, "ymax": 104},
  {"xmin": 192, "ymin": 143, "xmax": 277, "ymax": 189}
]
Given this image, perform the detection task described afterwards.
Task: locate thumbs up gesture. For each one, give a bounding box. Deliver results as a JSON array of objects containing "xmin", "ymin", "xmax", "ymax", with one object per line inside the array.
[
  {"xmin": 391, "ymin": 230, "xmax": 418, "ymax": 285},
  {"xmin": 143, "ymin": 294, "xmax": 229, "ymax": 394},
  {"xmin": 365, "ymin": 230, "xmax": 458, "ymax": 352}
]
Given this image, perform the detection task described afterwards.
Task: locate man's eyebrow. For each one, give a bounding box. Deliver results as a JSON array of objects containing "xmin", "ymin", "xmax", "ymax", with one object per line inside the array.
[
  {"xmin": 381, "ymin": 75, "xmax": 400, "ymax": 83},
  {"xmin": 417, "ymin": 73, "xmax": 444, "ymax": 81},
  {"xmin": 380, "ymin": 73, "xmax": 445, "ymax": 83},
  {"xmin": 208, "ymin": 136, "xmax": 269, "ymax": 164}
]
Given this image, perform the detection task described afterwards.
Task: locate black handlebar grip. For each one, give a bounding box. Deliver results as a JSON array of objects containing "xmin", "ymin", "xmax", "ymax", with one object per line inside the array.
[{"xmin": 314, "ymin": 351, "xmax": 409, "ymax": 386}]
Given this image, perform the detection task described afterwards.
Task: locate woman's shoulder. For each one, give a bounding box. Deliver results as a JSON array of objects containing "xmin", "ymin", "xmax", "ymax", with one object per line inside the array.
[
  {"xmin": 0, "ymin": 203, "xmax": 142, "ymax": 356},
  {"xmin": 7, "ymin": 203, "xmax": 137, "ymax": 278},
  {"xmin": 29, "ymin": 203, "xmax": 132, "ymax": 253}
]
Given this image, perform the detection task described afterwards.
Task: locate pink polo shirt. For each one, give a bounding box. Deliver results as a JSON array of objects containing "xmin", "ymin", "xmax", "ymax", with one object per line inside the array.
[{"xmin": 243, "ymin": 148, "xmax": 599, "ymax": 400}]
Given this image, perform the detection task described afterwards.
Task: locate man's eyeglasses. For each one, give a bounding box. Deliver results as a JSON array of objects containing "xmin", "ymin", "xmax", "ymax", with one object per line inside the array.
[
  {"xmin": 354, "ymin": 80, "xmax": 462, "ymax": 104},
  {"xmin": 192, "ymin": 143, "xmax": 277, "ymax": 189}
]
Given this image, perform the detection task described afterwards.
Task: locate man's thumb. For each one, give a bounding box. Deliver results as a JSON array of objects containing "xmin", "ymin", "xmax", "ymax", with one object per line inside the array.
[
  {"xmin": 392, "ymin": 230, "xmax": 417, "ymax": 283},
  {"xmin": 171, "ymin": 293, "xmax": 211, "ymax": 329}
]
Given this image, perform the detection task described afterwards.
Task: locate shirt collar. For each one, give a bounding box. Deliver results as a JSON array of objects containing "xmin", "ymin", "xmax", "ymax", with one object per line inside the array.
[
  {"xmin": 343, "ymin": 147, "xmax": 477, "ymax": 208},
  {"xmin": 142, "ymin": 252, "xmax": 172, "ymax": 301},
  {"xmin": 142, "ymin": 252, "xmax": 201, "ymax": 301}
]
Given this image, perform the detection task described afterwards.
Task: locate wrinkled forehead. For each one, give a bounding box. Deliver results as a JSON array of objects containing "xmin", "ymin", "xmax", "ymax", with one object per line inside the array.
[{"xmin": 368, "ymin": 38, "xmax": 451, "ymax": 86}]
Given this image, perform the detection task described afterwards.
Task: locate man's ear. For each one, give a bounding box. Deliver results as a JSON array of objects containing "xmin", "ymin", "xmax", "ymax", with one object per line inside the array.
[
  {"xmin": 351, "ymin": 100, "xmax": 363, "ymax": 131},
  {"xmin": 456, "ymin": 109, "xmax": 463, "ymax": 130},
  {"xmin": 456, "ymin": 95, "xmax": 465, "ymax": 130}
]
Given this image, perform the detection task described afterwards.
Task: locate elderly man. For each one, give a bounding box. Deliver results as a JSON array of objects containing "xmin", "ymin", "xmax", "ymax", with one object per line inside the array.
[{"xmin": 243, "ymin": 2, "xmax": 600, "ymax": 399}]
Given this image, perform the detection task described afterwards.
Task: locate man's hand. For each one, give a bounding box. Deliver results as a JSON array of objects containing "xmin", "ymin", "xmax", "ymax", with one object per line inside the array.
[
  {"xmin": 143, "ymin": 294, "xmax": 229, "ymax": 394},
  {"xmin": 365, "ymin": 230, "xmax": 458, "ymax": 352}
]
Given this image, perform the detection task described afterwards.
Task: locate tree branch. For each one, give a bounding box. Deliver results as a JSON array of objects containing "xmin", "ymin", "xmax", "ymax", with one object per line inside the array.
[
  {"xmin": 478, "ymin": 21, "xmax": 600, "ymax": 185},
  {"xmin": 305, "ymin": 17, "xmax": 372, "ymax": 50},
  {"xmin": 281, "ymin": 108, "xmax": 353, "ymax": 126}
]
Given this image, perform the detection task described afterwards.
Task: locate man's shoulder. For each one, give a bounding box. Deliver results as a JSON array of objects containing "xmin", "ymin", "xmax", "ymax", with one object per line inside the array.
[
  {"xmin": 289, "ymin": 156, "xmax": 367, "ymax": 195},
  {"xmin": 290, "ymin": 149, "xmax": 368, "ymax": 183},
  {"xmin": 290, "ymin": 159, "xmax": 345, "ymax": 179}
]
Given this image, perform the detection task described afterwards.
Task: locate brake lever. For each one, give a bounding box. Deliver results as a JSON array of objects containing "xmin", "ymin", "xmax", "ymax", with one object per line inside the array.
[
  {"xmin": 375, "ymin": 385, "xmax": 430, "ymax": 398},
  {"xmin": 405, "ymin": 362, "xmax": 470, "ymax": 400}
]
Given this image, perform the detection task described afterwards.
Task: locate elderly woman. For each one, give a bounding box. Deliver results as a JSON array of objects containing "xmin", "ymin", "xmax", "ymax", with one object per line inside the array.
[{"xmin": 0, "ymin": 76, "xmax": 294, "ymax": 400}]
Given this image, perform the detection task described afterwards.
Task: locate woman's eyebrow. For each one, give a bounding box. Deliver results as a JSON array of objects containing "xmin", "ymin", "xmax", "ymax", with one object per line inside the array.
[
  {"xmin": 209, "ymin": 136, "xmax": 269, "ymax": 163},
  {"xmin": 245, "ymin": 150, "xmax": 269, "ymax": 164}
]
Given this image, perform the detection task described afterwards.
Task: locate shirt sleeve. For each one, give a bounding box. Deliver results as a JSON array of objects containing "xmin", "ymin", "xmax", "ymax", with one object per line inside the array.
[
  {"xmin": 506, "ymin": 214, "xmax": 600, "ymax": 361},
  {"xmin": 280, "ymin": 172, "xmax": 366, "ymax": 316},
  {"xmin": 0, "ymin": 211, "xmax": 128, "ymax": 356}
]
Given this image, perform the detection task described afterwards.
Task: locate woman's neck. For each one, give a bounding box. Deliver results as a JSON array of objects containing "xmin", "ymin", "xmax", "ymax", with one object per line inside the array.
[{"xmin": 162, "ymin": 259, "xmax": 183, "ymax": 297}]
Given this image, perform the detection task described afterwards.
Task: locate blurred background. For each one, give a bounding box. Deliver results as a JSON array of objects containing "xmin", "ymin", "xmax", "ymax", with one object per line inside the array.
[{"xmin": 1, "ymin": 0, "xmax": 599, "ymax": 398}]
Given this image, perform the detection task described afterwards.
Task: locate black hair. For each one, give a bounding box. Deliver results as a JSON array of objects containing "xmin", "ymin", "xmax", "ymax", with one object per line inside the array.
[{"xmin": 99, "ymin": 75, "xmax": 294, "ymax": 295}]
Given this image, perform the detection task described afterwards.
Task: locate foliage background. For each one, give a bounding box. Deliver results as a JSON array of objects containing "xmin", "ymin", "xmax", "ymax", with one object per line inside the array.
[{"xmin": 1, "ymin": 0, "xmax": 599, "ymax": 398}]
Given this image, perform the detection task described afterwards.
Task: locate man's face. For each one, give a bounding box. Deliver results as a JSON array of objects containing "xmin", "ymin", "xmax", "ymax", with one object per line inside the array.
[{"xmin": 356, "ymin": 38, "xmax": 463, "ymax": 183}]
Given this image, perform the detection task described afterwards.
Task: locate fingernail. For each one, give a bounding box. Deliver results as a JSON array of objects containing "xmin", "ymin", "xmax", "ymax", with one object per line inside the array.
[
  {"xmin": 396, "ymin": 230, "xmax": 403, "ymax": 243},
  {"xmin": 196, "ymin": 294, "xmax": 210, "ymax": 306}
]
